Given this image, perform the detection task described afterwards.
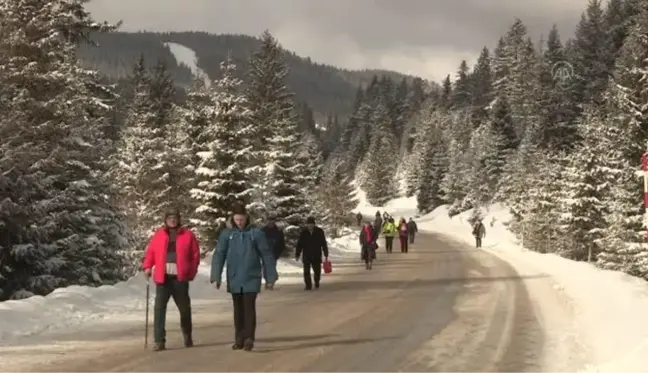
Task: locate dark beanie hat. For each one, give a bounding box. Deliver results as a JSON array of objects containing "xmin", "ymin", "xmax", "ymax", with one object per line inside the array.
[
  {"xmin": 306, "ymin": 216, "xmax": 315, "ymax": 224},
  {"xmin": 164, "ymin": 208, "xmax": 181, "ymax": 224},
  {"xmin": 231, "ymin": 204, "xmax": 247, "ymax": 215}
]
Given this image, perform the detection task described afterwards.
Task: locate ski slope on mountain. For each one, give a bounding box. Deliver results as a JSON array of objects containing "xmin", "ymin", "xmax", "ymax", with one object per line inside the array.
[
  {"xmin": 164, "ymin": 42, "xmax": 210, "ymax": 87},
  {"xmin": 355, "ymin": 191, "xmax": 648, "ymax": 372}
]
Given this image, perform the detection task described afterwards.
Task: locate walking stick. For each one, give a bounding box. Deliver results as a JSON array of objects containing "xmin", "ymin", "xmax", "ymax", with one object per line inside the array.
[{"xmin": 144, "ymin": 278, "xmax": 150, "ymax": 348}]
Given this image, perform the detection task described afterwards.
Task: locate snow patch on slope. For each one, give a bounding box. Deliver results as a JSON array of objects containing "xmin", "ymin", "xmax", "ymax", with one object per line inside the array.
[{"xmin": 164, "ymin": 42, "xmax": 210, "ymax": 87}]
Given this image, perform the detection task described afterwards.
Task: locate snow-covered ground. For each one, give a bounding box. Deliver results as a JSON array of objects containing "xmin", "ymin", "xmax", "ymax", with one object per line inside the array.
[
  {"xmin": 164, "ymin": 42, "xmax": 210, "ymax": 87},
  {"xmin": 356, "ymin": 192, "xmax": 648, "ymax": 372},
  {"xmin": 0, "ymin": 234, "xmax": 359, "ymax": 347}
]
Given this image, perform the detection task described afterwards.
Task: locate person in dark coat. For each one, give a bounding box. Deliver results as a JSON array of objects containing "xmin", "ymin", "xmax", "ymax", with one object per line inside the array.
[
  {"xmin": 295, "ymin": 216, "xmax": 329, "ymax": 290},
  {"xmin": 211, "ymin": 205, "xmax": 278, "ymax": 351},
  {"xmin": 472, "ymin": 220, "xmax": 486, "ymax": 248},
  {"xmin": 262, "ymin": 217, "xmax": 286, "ymax": 260},
  {"xmin": 407, "ymin": 217, "xmax": 418, "ymax": 244},
  {"xmin": 397, "ymin": 218, "xmax": 409, "ymax": 253},
  {"xmin": 359, "ymin": 222, "xmax": 377, "ymax": 270},
  {"xmin": 355, "ymin": 212, "xmax": 363, "ymax": 226},
  {"xmin": 142, "ymin": 208, "xmax": 200, "ymax": 351},
  {"xmin": 373, "ymin": 214, "xmax": 383, "ymax": 241}
]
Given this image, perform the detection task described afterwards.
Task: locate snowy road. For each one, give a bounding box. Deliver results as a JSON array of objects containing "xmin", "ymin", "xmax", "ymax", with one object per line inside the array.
[{"xmin": 2, "ymin": 233, "xmax": 589, "ymax": 372}]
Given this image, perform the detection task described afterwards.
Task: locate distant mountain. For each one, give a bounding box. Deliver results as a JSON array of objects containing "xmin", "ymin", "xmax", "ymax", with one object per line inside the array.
[{"xmin": 78, "ymin": 31, "xmax": 423, "ymax": 120}]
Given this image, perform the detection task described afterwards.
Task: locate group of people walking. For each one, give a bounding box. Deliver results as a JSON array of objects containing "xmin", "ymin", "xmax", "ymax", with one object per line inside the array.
[
  {"xmin": 141, "ymin": 206, "xmax": 330, "ymax": 352},
  {"xmin": 357, "ymin": 211, "xmax": 418, "ymax": 269}
]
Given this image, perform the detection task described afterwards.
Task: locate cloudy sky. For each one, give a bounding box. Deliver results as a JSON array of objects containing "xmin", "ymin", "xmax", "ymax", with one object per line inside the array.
[{"xmin": 86, "ymin": 0, "xmax": 591, "ymax": 82}]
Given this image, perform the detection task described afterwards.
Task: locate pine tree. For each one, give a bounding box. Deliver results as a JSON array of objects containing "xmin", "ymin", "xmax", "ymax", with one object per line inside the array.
[
  {"xmin": 318, "ymin": 158, "xmax": 358, "ymax": 229},
  {"xmin": 571, "ymin": 0, "xmax": 610, "ymax": 105},
  {"xmin": 362, "ymin": 102, "xmax": 398, "ymax": 206},
  {"xmin": 112, "ymin": 58, "xmax": 184, "ymax": 252},
  {"xmin": 451, "ymin": 60, "xmax": 472, "ymax": 109},
  {"xmin": 247, "ymin": 32, "xmax": 311, "ymax": 224},
  {"xmin": 470, "ymin": 47, "xmax": 493, "ymax": 126},
  {"xmin": 189, "ymin": 58, "xmax": 255, "ymax": 244},
  {"xmin": 246, "ymin": 30, "xmax": 290, "ymax": 199},
  {"xmin": 0, "ymin": 0, "xmax": 128, "ymax": 298}
]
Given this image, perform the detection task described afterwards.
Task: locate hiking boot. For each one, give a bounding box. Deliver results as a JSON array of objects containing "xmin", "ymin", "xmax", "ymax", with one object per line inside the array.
[
  {"xmin": 152, "ymin": 342, "xmax": 165, "ymax": 351},
  {"xmin": 304, "ymin": 286, "xmax": 312, "ymax": 291},
  {"xmin": 314, "ymin": 282, "xmax": 320, "ymax": 289},
  {"xmin": 232, "ymin": 342, "xmax": 243, "ymax": 350},
  {"xmin": 243, "ymin": 338, "xmax": 254, "ymax": 351},
  {"xmin": 183, "ymin": 332, "xmax": 193, "ymax": 348}
]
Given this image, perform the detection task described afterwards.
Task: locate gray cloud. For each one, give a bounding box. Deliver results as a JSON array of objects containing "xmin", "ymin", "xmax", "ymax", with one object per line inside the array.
[{"xmin": 86, "ymin": 0, "xmax": 591, "ymax": 81}]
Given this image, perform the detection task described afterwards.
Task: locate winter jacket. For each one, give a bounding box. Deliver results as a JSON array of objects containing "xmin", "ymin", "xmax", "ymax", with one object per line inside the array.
[
  {"xmin": 398, "ymin": 221, "xmax": 408, "ymax": 237},
  {"xmin": 262, "ymin": 224, "xmax": 286, "ymax": 259},
  {"xmin": 359, "ymin": 225, "xmax": 376, "ymax": 247},
  {"xmin": 142, "ymin": 226, "xmax": 200, "ymax": 285},
  {"xmin": 382, "ymin": 221, "xmax": 397, "ymax": 237},
  {"xmin": 472, "ymin": 222, "xmax": 486, "ymax": 238},
  {"xmin": 211, "ymin": 221, "xmax": 278, "ymax": 294},
  {"xmin": 407, "ymin": 220, "xmax": 418, "ymax": 234},
  {"xmin": 296, "ymin": 226, "xmax": 329, "ymax": 263},
  {"xmin": 373, "ymin": 217, "xmax": 383, "ymax": 235}
]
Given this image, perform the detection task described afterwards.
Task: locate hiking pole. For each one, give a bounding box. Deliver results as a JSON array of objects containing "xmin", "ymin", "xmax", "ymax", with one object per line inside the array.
[{"xmin": 144, "ymin": 277, "xmax": 150, "ymax": 348}]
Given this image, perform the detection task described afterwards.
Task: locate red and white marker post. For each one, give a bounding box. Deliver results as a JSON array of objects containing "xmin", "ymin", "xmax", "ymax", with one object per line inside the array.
[{"xmin": 642, "ymin": 153, "xmax": 648, "ymax": 242}]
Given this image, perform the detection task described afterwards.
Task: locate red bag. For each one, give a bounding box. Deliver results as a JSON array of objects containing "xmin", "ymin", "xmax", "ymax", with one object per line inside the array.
[{"xmin": 323, "ymin": 259, "xmax": 332, "ymax": 274}]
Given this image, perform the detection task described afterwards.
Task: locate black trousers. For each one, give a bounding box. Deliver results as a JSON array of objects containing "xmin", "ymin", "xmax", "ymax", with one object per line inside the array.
[
  {"xmin": 409, "ymin": 232, "xmax": 416, "ymax": 244},
  {"xmin": 384, "ymin": 236, "xmax": 394, "ymax": 252},
  {"xmin": 232, "ymin": 292, "xmax": 258, "ymax": 344},
  {"xmin": 154, "ymin": 275, "xmax": 192, "ymax": 343},
  {"xmin": 476, "ymin": 236, "xmax": 482, "ymax": 248},
  {"xmin": 303, "ymin": 261, "xmax": 321, "ymax": 289}
]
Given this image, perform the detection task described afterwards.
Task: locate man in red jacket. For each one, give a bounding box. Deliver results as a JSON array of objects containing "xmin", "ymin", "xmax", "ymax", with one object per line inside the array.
[{"xmin": 142, "ymin": 208, "xmax": 200, "ymax": 351}]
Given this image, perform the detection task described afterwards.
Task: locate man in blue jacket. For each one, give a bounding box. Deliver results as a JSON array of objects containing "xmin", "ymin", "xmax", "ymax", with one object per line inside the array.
[{"xmin": 211, "ymin": 205, "xmax": 278, "ymax": 351}]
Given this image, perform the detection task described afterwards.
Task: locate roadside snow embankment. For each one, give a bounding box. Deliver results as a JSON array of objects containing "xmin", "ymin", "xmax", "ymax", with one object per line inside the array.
[
  {"xmin": 0, "ymin": 231, "xmax": 358, "ymax": 346},
  {"xmin": 354, "ymin": 185, "xmax": 648, "ymax": 372},
  {"xmin": 421, "ymin": 203, "xmax": 648, "ymax": 372}
]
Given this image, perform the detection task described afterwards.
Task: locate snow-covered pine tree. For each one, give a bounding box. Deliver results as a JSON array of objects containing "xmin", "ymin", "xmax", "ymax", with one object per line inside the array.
[
  {"xmin": 362, "ymin": 101, "xmax": 398, "ymax": 206},
  {"xmin": 470, "ymin": 47, "xmax": 493, "ymax": 127},
  {"xmin": 451, "ymin": 60, "xmax": 472, "ymax": 109},
  {"xmin": 404, "ymin": 99, "xmax": 436, "ymax": 196},
  {"xmin": 571, "ymin": 0, "xmax": 610, "ymax": 106},
  {"xmin": 190, "ymin": 57, "xmax": 255, "ymax": 244},
  {"xmin": 245, "ymin": 31, "xmax": 289, "ymax": 200},
  {"xmin": 439, "ymin": 110, "xmax": 474, "ymax": 215},
  {"xmin": 246, "ymin": 34, "xmax": 310, "ymax": 224},
  {"xmin": 318, "ymin": 157, "xmax": 359, "ymax": 231},
  {"xmin": 555, "ymin": 110, "xmax": 608, "ymax": 261},
  {"xmin": 0, "ymin": 0, "xmax": 128, "ymax": 298},
  {"xmin": 112, "ymin": 57, "xmax": 184, "ymax": 258},
  {"xmin": 296, "ymin": 132, "xmax": 325, "ymax": 222},
  {"xmin": 597, "ymin": 4, "xmax": 648, "ymax": 276}
]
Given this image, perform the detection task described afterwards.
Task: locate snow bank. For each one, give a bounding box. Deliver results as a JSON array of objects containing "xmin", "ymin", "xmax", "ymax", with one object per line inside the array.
[
  {"xmin": 164, "ymin": 42, "xmax": 210, "ymax": 87},
  {"xmin": 0, "ymin": 259, "xmax": 289, "ymax": 345},
  {"xmin": 355, "ymin": 189, "xmax": 648, "ymax": 371},
  {"xmin": 0, "ymin": 229, "xmax": 359, "ymax": 346},
  {"xmin": 353, "ymin": 187, "xmax": 418, "ymax": 218}
]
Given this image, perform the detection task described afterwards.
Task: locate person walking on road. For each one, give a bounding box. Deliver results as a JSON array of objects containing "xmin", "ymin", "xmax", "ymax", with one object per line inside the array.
[
  {"xmin": 382, "ymin": 217, "xmax": 397, "ymax": 253},
  {"xmin": 407, "ymin": 217, "xmax": 418, "ymax": 244},
  {"xmin": 295, "ymin": 216, "xmax": 329, "ymax": 291},
  {"xmin": 398, "ymin": 218, "xmax": 409, "ymax": 253},
  {"xmin": 373, "ymin": 213, "xmax": 383, "ymax": 241},
  {"xmin": 355, "ymin": 212, "xmax": 363, "ymax": 227},
  {"xmin": 472, "ymin": 219, "xmax": 486, "ymax": 248},
  {"xmin": 211, "ymin": 205, "xmax": 278, "ymax": 352},
  {"xmin": 142, "ymin": 208, "xmax": 200, "ymax": 352},
  {"xmin": 360, "ymin": 222, "xmax": 377, "ymax": 270},
  {"xmin": 262, "ymin": 216, "xmax": 286, "ymax": 260}
]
